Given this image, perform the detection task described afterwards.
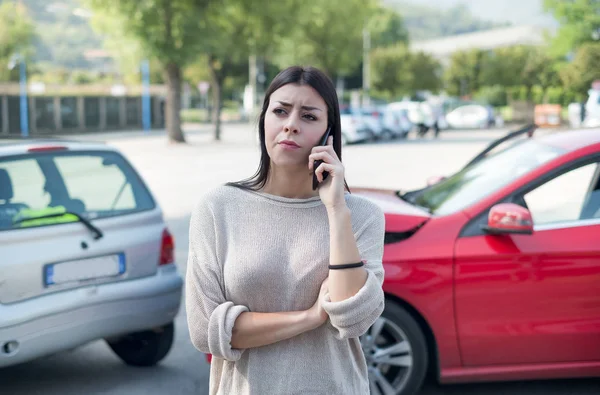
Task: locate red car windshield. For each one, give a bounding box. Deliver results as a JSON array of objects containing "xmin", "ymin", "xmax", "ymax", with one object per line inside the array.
[{"xmin": 413, "ymin": 140, "xmax": 565, "ymax": 216}]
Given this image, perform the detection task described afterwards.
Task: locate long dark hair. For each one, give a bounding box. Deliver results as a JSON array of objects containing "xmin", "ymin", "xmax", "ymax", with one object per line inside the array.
[{"xmin": 227, "ymin": 65, "xmax": 350, "ymax": 193}]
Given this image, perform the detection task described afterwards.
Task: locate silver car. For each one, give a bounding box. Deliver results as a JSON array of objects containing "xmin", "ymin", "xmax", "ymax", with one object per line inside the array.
[{"xmin": 0, "ymin": 139, "xmax": 183, "ymax": 368}]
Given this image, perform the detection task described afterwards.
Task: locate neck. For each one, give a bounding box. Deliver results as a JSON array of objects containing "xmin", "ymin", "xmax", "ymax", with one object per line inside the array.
[{"xmin": 261, "ymin": 163, "xmax": 318, "ymax": 199}]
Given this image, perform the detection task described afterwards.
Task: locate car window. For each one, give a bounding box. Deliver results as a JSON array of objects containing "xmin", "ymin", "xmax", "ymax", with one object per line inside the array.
[
  {"xmin": 523, "ymin": 162, "xmax": 599, "ymax": 225},
  {"xmin": 55, "ymin": 155, "xmax": 137, "ymax": 212},
  {"xmin": 413, "ymin": 140, "xmax": 565, "ymax": 215},
  {"xmin": 1, "ymin": 159, "xmax": 50, "ymax": 209},
  {"xmin": 0, "ymin": 151, "xmax": 155, "ymax": 231}
]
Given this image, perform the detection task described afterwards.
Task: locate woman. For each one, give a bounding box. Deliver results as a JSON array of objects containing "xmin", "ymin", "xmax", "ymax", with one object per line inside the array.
[{"xmin": 186, "ymin": 65, "xmax": 385, "ymax": 395}]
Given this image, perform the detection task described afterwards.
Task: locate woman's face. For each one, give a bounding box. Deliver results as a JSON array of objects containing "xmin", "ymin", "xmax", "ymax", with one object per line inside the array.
[{"xmin": 264, "ymin": 83, "xmax": 329, "ymax": 169}]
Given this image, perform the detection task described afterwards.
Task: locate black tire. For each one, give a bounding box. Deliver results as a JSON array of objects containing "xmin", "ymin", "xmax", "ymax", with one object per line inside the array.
[
  {"xmin": 361, "ymin": 301, "xmax": 429, "ymax": 395},
  {"xmin": 107, "ymin": 322, "xmax": 174, "ymax": 367}
]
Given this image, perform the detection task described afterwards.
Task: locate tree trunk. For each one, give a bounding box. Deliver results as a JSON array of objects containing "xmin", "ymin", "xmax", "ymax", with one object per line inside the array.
[
  {"xmin": 208, "ymin": 58, "xmax": 223, "ymax": 141},
  {"xmin": 164, "ymin": 62, "xmax": 186, "ymax": 143}
]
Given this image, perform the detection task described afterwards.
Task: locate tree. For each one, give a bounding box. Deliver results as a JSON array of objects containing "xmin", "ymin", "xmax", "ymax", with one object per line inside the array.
[
  {"xmin": 408, "ymin": 51, "xmax": 442, "ymax": 93},
  {"xmin": 194, "ymin": 0, "xmax": 299, "ymax": 140},
  {"xmin": 544, "ymin": 0, "xmax": 600, "ymax": 56},
  {"xmin": 370, "ymin": 45, "xmax": 442, "ymax": 100},
  {"xmin": 560, "ymin": 42, "xmax": 600, "ymax": 99},
  {"xmin": 87, "ymin": 0, "xmax": 212, "ymax": 143},
  {"xmin": 274, "ymin": 0, "xmax": 378, "ymax": 77},
  {"xmin": 0, "ymin": 2, "xmax": 36, "ymax": 82},
  {"xmin": 480, "ymin": 45, "xmax": 559, "ymax": 101},
  {"xmin": 444, "ymin": 49, "xmax": 488, "ymax": 97},
  {"xmin": 370, "ymin": 44, "xmax": 413, "ymax": 100},
  {"xmin": 368, "ymin": 7, "xmax": 409, "ymax": 49}
]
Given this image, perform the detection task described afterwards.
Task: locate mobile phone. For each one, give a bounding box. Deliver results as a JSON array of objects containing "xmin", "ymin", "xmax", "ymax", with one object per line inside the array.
[{"xmin": 312, "ymin": 127, "xmax": 331, "ymax": 190}]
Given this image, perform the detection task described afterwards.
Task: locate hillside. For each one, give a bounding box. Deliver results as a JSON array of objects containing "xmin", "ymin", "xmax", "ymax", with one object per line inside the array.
[
  {"xmin": 383, "ymin": 0, "xmax": 510, "ymax": 40},
  {"xmin": 399, "ymin": 0, "xmax": 556, "ymax": 27},
  {"xmin": 5, "ymin": 0, "xmax": 101, "ymax": 70}
]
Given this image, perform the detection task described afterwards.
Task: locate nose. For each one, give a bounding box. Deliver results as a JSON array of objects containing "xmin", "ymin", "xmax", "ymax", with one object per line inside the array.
[{"xmin": 284, "ymin": 113, "xmax": 300, "ymax": 134}]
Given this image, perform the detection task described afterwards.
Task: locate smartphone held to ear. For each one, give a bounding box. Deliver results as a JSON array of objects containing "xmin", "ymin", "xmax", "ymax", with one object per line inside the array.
[{"xmin": 312, "ymin": 127, "xmax": 331, "ymax": 190}]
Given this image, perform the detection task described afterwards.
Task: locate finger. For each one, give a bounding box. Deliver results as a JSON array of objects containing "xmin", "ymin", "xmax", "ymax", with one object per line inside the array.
[
  {"xmin": 312, "ymin": 143, "xmax": 339, "ymax": 161},
  {"xmin": 308, "ymin": 151, "xmax": 336, "ymax": 168},
  {"xmin": 315, "ymin": 162, "xmax": 337, "ymax": 183},
  {"xmin": 328, "ymin": 135, "xmax": 333, "ymax": 146}
]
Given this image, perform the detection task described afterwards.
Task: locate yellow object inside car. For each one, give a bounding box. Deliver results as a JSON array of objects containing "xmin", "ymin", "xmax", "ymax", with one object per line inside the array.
[{"xmin": 13, "ymin": 206, "xmax": 78, "ymax": 228}]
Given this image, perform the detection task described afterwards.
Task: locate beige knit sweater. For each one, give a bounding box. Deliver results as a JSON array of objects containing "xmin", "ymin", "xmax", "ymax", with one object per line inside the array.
[{"xmin": 185, "ymin": 185, "xmax": 385, "ymax": 395}]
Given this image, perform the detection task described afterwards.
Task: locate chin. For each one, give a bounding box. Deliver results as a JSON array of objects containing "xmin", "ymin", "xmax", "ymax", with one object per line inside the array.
[{"xmin": 270, "ymin": 153, "xmax": 306, "ymax": 169}]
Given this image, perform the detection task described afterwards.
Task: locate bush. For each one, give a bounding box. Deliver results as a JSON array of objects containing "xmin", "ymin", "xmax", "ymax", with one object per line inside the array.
[
  {"xmin": 545, "ymin": 86, "xmax": 564, "ymax": 105},
  {"xmin": 474, "ymin": 85, "xmax": 507, "ymax": 107},
  {"xmin": 531, "ymin": 86, "xmax": 545, "ymax": 104},
  {"xmin": 180, "ymin": 109, "xmax": 209, "ymax": 123}
]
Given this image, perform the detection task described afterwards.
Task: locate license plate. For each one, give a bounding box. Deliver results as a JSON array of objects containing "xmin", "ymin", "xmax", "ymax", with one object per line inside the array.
[{"xmin": 44, "ymin": 253, "xmax": 126, "ymax": 286}]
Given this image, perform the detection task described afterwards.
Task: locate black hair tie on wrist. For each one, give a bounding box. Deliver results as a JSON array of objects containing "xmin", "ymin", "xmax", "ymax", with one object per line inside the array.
[{"xmin": 328, "ymin": 261, "xmax": 365, "ymax": 270}]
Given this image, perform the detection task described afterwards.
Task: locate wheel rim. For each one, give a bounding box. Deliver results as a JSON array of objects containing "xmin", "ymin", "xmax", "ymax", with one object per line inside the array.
[{"xmin": 360, "ymin": 317, "xmax": 413, "ymax": 395}]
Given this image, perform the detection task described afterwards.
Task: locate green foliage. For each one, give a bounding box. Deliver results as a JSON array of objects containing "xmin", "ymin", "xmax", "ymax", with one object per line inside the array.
[
  {"xmin": 474, "ymin": 85, "xmax": 508, "ymax": 107},
  {"xmin": 368, "ymin": 7, "xmax": 409, "ymax": 48},
  {"xmin": 15, "ymin": 0, "xmax": 101, "ymax": 69},
  {"xmin": 409, "ymin": 51, "xmax": 442, "ymax": 92},
  {"xmin": 449, "ymin": 45, "xmax": 560, "ymax": 101},
  {"xmin": 559, "ymin": 42, "xmax": 600, "ymax": 97},
  {"xmin": 0, "ymin": 2, "xmax": 36, "ymax": 82},
  {"xmin": 370, "ymin": 45, "xmax": 412, "ymax": 99},
  {"xmin": 370, "ymin": 44, "xmax": 442, "ymax": 99},
  {"xmin": 273, "ymin": 0, "xmax": 377, "ymax": 76},
  {"xmin": 544, "ymin": 0, "xmax": 600, "ymax": 56},
  {"xmin": 444, "ymin": 49, "xmax": 487, "ymax": 97},
  {"xmin": 86, "ymin": 0, "xmax": 211, "ymax": 67}
]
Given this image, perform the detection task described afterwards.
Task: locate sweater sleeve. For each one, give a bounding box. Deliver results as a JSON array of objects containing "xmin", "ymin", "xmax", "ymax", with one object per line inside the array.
[
  {"xmin": 185, "ymin": 199, "xmax": 249, "ymax": 361},
  {"xmin": 321, "ymin": 207, "xmax": 385, "ymax": 339}
]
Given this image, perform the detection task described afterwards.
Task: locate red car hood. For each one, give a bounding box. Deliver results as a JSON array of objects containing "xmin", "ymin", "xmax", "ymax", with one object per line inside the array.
[{"xmin": 352, "ymin": 187, "xmax": 431, "ymax": 232}]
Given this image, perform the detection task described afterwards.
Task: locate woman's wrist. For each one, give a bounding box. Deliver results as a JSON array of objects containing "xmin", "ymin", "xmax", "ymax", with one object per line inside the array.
[
  {"xmin": 326, "ymin": 202, "xmax": 350, "ymax": 218},
  {"xmin": 302, "ymin": 308, "xmax": 324, "ymax": 331}
]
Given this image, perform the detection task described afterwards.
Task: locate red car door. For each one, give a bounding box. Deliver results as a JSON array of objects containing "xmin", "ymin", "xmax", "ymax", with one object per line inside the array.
[{"xmin": 454, "ymin": 159, "xmax": 600, "ymax": 367}]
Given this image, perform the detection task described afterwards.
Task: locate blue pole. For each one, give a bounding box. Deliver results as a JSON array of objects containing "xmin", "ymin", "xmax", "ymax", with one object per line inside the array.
[
  {"xmin": 141, "ymin": 60, "xmax": 151, "ymax": 132},
  {"xmin": 19, "ymin": 60, "xmax": 29, "ymax": 138}
]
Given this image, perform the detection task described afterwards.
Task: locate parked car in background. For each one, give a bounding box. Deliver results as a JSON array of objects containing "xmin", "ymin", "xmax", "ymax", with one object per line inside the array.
[
  {"xmin": 340, "ymin": 106, "xmax": 373, "ymax": 144},
  {"xmin": 380, "ymin": 105, "xmax": 412, "ymax": 139},
  {"xmin": 388, "ymin": 101, "xmax": 436, "ymax": 137},
  {"xmin": 446, "ymin": 104, "xmax": 496, "ymax": 129},
  {"xmin": 350, "ymin": 125, "xmax": 600, "ymax": 394},
  {"xmin": 0, "ymin": 139, "xmax": 183, "ymax": 369},
  {"xmin": 359, "ymin": 107, "xmax": 386, "ymax": 140}
]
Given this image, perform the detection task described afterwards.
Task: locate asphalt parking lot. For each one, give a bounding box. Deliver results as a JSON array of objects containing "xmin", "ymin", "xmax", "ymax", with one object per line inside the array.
[{"xmin": 1, "ymin": 124, "xmax": 598, "ymax": 395}]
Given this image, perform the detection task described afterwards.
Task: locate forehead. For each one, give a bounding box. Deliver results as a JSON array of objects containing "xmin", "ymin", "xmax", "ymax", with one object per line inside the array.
[{"xmin": 269, "ymin": 83, "xmax": 326, "ymax": 109}]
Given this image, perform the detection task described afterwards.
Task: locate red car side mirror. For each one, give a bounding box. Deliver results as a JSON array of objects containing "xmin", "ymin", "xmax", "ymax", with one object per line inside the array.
[{"xmin": 482, "ymin": 203, "xmax": 534, "ymax": 235}]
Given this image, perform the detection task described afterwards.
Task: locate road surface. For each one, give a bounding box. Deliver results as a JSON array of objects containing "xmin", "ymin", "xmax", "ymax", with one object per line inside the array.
[{"xmin": 2, "ymin": 124, "xmax": 598, "ymax": 395}]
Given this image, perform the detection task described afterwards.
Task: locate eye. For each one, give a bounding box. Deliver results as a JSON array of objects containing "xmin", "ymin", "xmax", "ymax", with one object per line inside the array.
[
  {"xmin": 303, "ymin": 113, "xmax": 317, "ymax": 121},
  {"xmin": 273, "ymin": 108, "xmax": 287, "ymax": 115}
]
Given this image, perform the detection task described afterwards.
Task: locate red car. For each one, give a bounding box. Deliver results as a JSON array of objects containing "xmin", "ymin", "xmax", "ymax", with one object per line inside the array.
[
  {"xmin": 205, "ymin": 126, "xmax": 600, "ymax": 395},
  {"xmin": 354, "ymin": 126, "xmax": 600, "ymax": 394}
]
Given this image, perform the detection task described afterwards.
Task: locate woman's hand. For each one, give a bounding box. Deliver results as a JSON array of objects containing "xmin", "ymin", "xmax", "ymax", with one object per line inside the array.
[
  {"xmin": 306, "ymin": 277, "xmax": 329, "ymax": 329},
  {"xmin": 308, "ymin": 136, "xmax": 347, "ymax": 212}
]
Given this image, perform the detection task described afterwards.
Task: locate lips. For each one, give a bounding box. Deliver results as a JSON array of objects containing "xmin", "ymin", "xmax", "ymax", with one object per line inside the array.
[{"xmin": 279, "ymin": 140, "xmax": 300, "ymax": 148}]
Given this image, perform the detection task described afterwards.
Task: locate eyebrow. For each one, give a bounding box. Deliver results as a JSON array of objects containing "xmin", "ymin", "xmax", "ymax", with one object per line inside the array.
[{"xmin": 276, "ymin": 101, "xmax": 323, "ymax": 112}]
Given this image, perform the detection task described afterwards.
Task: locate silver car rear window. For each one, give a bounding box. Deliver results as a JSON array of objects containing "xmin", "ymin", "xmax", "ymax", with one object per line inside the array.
[{"xmin": 0, "ymin": 150, "xmax": 155, "ymax": 231}]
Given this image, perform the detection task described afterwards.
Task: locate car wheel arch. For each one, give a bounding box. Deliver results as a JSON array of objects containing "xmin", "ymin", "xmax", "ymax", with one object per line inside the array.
[{"xmin": 384, "ymin": 292, "xmax": 441, "ymax": 382}]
